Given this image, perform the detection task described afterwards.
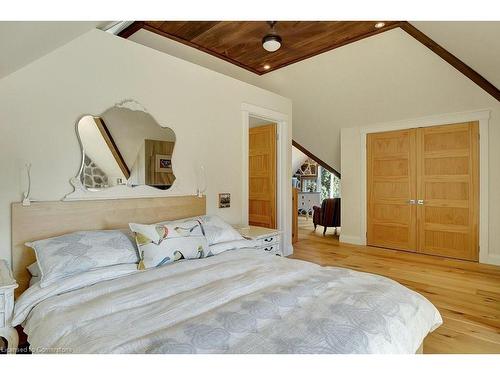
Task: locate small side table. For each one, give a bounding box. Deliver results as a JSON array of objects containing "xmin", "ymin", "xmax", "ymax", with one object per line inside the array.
[
  {"xmin": 235, "ymin": 226, "xmax": 282, "ymax": 256},
  {"xmin": 0, "ymin": 259, "xmax": 19, "ymax": 353}
]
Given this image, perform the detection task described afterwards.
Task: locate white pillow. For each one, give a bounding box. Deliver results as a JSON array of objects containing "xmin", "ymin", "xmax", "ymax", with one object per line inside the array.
[
  {"xmin": 26, "ymin": 230, "xmax": 139, "ymax": 288},
  {"xmin": 29, "ymin": 275, "xmax": 40, "ymax": 287},
  {"xmin": 198, "ymin": 215, "xmax": 244, "ymax": 245},
  {"xmin": 208, "ymin": 239, "xmax": 259, "ymax": 255},
  {"xmin": 129, "ymin": 221, "xmax": 209, "ymax": 269},
  {"xmin": 27, "ymin": 262, "xmax": 41, "ymax": 277}
]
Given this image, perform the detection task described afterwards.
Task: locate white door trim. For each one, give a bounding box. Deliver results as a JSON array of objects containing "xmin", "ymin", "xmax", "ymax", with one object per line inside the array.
[
  {"xmin": 358, "ymin": 109, "xmax": 493, "ymax": 264},
  {"xmin": 241, "ymin": 103, "xmax": 292, "ymax": 256}
]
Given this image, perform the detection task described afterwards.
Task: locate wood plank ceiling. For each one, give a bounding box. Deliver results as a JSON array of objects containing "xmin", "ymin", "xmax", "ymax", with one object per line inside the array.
[
  {"xmin": 119, "ymin": 21, "xmax": 500, "ymax": 101},
  {"xmin": 121, "ymin": 21, "xmax": 400, "ymax": 74}
]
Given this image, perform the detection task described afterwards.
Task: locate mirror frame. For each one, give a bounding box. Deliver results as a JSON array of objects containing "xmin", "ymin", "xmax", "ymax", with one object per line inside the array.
[{"xmin": 65, "ymin": 99, "xmax": 179, "ymax": 201}]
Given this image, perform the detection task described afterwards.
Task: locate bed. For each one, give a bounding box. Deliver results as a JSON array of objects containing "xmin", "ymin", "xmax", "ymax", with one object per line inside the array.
[{"xmin": 10, "ymin": 196, "xmax": 442, "ymax": 354}]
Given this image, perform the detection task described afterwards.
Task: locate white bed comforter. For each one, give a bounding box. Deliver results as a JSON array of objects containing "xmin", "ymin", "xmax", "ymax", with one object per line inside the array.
[{"xmin": 13, "ymin": 249, "xmax": 442, "ymax": 354}]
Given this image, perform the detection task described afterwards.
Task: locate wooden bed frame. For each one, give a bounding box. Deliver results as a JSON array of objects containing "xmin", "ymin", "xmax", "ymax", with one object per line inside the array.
[{"xmin": 11, "ymin": 195, "xmax": 206, "ymax": 298}]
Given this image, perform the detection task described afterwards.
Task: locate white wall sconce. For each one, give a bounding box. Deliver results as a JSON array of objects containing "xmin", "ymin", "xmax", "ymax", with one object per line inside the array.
[{"xmin": 22, "ymin": 163, "xmax": 32, "ymax": 206}]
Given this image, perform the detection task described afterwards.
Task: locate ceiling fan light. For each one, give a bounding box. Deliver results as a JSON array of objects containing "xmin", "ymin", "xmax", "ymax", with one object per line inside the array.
[{"xmin": 262, "ymin": 34, "xmax": 282, "ymax": 52}]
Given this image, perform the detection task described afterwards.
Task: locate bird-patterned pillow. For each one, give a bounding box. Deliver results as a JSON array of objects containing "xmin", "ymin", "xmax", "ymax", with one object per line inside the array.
[{"xmin": 129, "ymin": 220, "xmax": 209, "ymax": 270}]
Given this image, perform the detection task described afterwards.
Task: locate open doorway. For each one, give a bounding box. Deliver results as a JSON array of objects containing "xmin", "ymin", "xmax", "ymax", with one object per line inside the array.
[
  {"xmin": 292, "ymin": 142, "xmax": 341, "ymax": 241},
  {"xmin": 248, "ymin": 116, "xmax": 277, "ymax": 229}
]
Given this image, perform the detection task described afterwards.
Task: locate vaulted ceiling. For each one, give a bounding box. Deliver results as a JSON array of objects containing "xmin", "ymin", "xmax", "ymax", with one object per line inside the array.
[
  {"xmin": 124, "ymin": 22, "xmax": 500, "ymax": 172},
  {"xmin": 120, "ymin": 21, "xmax": 499, "ymax": 101},
  {"xmin": 0, "ymin": 21, "xmax": 498, "ymax": 102},
  {"xmin": 1, "ymin": 21, "xmax": 498, "ymax": 180},
  {"xmin": 120, "ymin": 21, "xmax": 401, "ymax": 74}
]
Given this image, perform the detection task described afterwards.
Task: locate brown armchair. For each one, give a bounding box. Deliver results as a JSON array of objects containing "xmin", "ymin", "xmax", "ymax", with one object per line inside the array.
[{"xmin": 313, "ymin": 198, "xmax": 341, "ymax": 235}]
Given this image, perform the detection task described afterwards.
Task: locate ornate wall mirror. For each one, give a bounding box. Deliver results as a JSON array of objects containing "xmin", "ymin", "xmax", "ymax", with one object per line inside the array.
[{"xmin": 76, "ymin": 103, "xmax": 176, "ymax": 192}]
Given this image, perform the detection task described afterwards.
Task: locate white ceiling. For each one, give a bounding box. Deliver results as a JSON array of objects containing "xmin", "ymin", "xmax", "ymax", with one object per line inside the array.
[
  {"xmin": 0, "ymin": 21, "xmax": 109, "ymax": 79},
  {"xmin": 410, "ymin": 21, "xmax": 500, "ymax": 88}
]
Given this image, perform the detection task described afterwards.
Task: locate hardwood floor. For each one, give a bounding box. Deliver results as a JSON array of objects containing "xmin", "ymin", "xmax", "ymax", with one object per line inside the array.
[{"xmin": 291, "ymin": 217, "xmax": 500, "ymax": 354}]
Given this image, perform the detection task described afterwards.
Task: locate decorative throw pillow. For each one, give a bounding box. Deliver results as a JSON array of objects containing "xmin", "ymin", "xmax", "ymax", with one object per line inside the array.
[
  {"xmin": 156, "ymin": 215, "xmax": 243, "ymax": 245},
  {"xmin": 129, "ymin": 220, "xmax": 209, "ymax": 270},
  {"xmin": 198, "ymin": 215, "xmax": 244, "ymax": 245},
  {"xmin": 26, "ymin": 230, "xmax": 139, "ymax": 288}
]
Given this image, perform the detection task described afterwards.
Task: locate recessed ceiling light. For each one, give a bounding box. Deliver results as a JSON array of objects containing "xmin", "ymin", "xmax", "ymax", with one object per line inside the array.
[
  {"xmin": 263, "ymin": 64, "xmax": 271, "ymax": 70},
  {"xmin": 374, "ymin": 22, "xmax": 385, "ymax": 29}
]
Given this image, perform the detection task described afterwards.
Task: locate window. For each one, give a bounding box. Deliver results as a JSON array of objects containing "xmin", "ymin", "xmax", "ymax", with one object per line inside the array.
[{"xmin": 320, "ymin": 167, "xmax": 341, "ymax": 201}]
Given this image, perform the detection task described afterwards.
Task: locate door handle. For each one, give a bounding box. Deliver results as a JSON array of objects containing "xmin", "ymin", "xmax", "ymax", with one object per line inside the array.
[
  {"xmin": 417, "ymin": 199, "xmax": 424, "ymax": 205},
  {"xmin": 408, "ymin": 199, "xmax": 416, "ymax": 205}
]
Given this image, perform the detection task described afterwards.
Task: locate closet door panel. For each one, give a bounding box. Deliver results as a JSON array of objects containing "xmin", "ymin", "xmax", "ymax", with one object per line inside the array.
[
  {"xmin": 367, "ymin": 129, "xmax": 417, "ymax": 251},
  {"xmin": 416, "ymin": 122, "xmax": 479, "ymax": 261}
]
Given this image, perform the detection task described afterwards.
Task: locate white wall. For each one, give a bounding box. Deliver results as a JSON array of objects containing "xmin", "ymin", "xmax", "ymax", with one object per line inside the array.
[
  {"xmin": 327, "ymin": 33, "xmax": 500, "ymax": 264},
  {"xmin": 339, "ymin": 127, "xmax": 361, "ymax": 245},
  {"xmin": 259, "ymin": 28, "xmax": 500, "ymax": 264},
  {"xmin": 0, "ymin": 29, "xmax": 292, "ymax": 264}
]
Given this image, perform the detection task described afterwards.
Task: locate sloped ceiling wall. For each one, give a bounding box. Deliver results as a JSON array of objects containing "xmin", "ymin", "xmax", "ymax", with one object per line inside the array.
[
  {"xmin": 411, "ymin": 21, "xmax": 500, "ymax": 88},
  {"xmin": 257, "ymin": 27, "xmax": 500, "ymax": 171},
  {"xmin": 0, "ymin": 21, "xmax": 108, "ymax": 79}
]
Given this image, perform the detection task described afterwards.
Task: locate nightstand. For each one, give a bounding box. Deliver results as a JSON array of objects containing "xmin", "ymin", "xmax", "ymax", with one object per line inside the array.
[
  {"xmin": 236, "ymin": 226, "xmax": 282, "ymax": 256},
  {"xmin": 0, "ymin": 259, "xmax": 18, "ymax": 353}
]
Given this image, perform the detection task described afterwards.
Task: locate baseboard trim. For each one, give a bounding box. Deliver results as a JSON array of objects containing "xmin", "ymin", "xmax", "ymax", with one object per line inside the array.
[
  {"xmin": 283, "ymin": 242, "xmax": 294, "ymax": 257},
  {"xmin": 339, "ymin": 235, "xmax": 363, "ymax": 245},
  {"xmin": 338, "ymin": 237, "xmax": 500, "ymax": 266},
  {"xmin": 480, "ymin": 253, "xmax": 500, "ymax": 266}
]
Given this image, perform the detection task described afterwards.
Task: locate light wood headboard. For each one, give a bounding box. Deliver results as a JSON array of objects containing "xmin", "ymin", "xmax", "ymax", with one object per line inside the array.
[{"xmin": 11, "ymin": 195, "xmax": 206, "ymax": 298}]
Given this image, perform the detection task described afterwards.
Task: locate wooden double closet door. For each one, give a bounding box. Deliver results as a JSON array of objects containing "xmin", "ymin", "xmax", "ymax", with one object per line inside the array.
[{"xmin": 367, "ymin": 122, "xmax": 479, "ymax": 261}]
